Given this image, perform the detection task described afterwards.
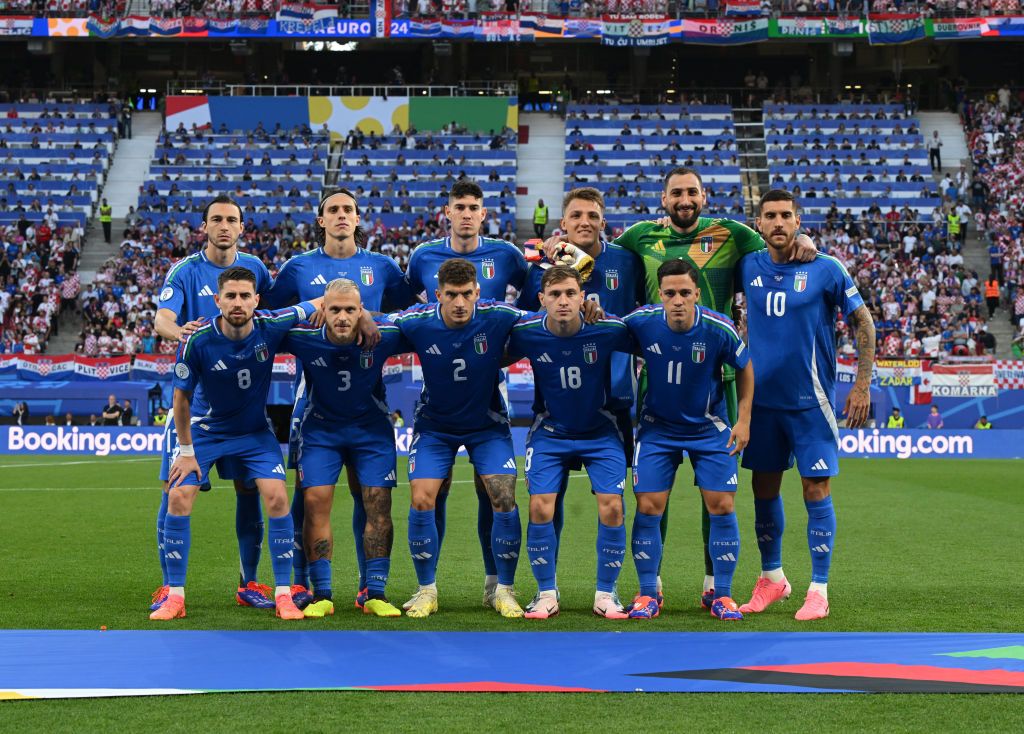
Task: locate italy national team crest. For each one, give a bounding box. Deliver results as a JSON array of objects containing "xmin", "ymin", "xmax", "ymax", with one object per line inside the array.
[
  {"xmin": 692, "ymin": 342, "xmax": 706, "ymax": 364},
  {"xmin": 474, "ymin": 333, "xmax": 488, "ymax": 355},
  {"xmin": 605, "ymin": 269, "xmax": 620, "ymax": 291},
  {"xmin": 255, "ymin": 344, "xmax": 269, "ymax": 362},
  {"xmin": 360, "ymin": 266, "xmax": 374, "ymax": 286},
  {"xmin": 699, "ymin": 235, "xmax": 714, "ymax": 254},
  {"xmin": 583, "ymin": 343, "xmax": 598, "ymax": 364},
  {"xmin": 481, "ymin": 259, "xmax": 495, "ymax": 280},
  {"xmin": 794, "ymin": 272, "xmax": 808, "ymax": 292},
  {"xmin": 360, "ymin": 351, "xmax": 374, "ymax": 369}
]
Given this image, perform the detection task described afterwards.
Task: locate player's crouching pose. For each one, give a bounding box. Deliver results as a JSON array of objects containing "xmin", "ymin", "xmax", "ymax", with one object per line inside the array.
[
  {"xmin": 624, "ymin": 259, "xmax": 753, "ymax": 621},
  {"xmin": 280, "ymin": 278, "xmax": 407, "ymax": 618},
  {"xmin": 152, "ymin": 266, "xmax": 321, "ymax": 621},
  {"xmin": 392, "ymin": 258, "xmax": 525, "ymax": 619},
  {"xmin": 736, "ymin": 190, "xmax": 875, "ymax": 621},
  {"xmin": 508, "ymin": 266, "xmax": 632, "ymax": 620}
]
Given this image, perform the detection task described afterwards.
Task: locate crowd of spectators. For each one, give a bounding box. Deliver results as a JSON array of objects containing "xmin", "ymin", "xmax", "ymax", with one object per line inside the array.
[
  {"xmin": 0, "ymin": 219, "xmax": 82, "ymax": 355},
  {"xmin": 0, "ymin": 0, "xmax": 118, "ymax": 18},
  {"xmin": 962, "ymin": 87, "xmax": 1024, "ymax": 349}
]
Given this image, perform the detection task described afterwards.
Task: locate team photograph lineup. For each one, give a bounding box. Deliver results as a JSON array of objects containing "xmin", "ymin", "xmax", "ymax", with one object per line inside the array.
[{"xmin": 149, "ymin": 168, "xmax": 876, "ymax": 623}]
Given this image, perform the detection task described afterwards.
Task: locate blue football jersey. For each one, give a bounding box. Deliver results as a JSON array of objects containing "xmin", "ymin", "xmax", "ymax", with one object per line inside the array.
[
  {"xmin": 517, "ymin": 241, "xmax": 642, "ymax": 409},
  {"xmin": 393, "ymin": 299, "xmax": 521, "ymax": 432},
  {"xmin": 281, "ymin": 318, "xmax": 408, "ymax": 423},
  {"xmin": 405, "ymin": 236, "xmax": 527, "ymax": 302},
  {"xmin": 508, "ymin": 313, "xmax": 631, "ymax": 437},
  {"xmin": 739, "ymin": 251, "xmax": 864, "ymax": 410},
  {"xmin": 173, "ymin": 302, "xmax": 315, "ymax": 436},
  {"xmin": 625, "ymin": 305, "xmax": 749, "ymax": 433},
  {"xmin": 264, "ymin": 246, "xmax": 411, "ymax": 312},
  {"xmin": 158, "ymin": 249, "xmax": 272, "ymax": 325}
]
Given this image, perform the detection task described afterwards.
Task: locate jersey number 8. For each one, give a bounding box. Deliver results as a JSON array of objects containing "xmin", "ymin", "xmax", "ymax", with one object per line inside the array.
[{"xmin": 237, "ymin": 368, "xmax": 251, "ymax": 389}]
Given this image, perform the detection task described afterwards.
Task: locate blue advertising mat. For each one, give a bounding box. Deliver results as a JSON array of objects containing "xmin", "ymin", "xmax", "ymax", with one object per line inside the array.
[{"xmin": 3, "ymin": 631, "xmax": 1024, "ymax": 699}]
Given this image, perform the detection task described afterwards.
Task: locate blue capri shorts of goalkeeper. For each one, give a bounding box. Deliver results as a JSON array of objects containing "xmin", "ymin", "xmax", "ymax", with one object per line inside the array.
[
  {"xmin": 525, "ymin": 425, "xmax": 626, "ymax": 495},
  {"xmin": 295, "ymin": 412, "xmax": 397, "ymax": 489},
  {"xmin": 407, "ymin": 420, "xmax": 516, "ymax": 480},
  {"xmin": 632, "ymin": 418, "xmax": 739, "ymax": 494},
  {"xmin": 741, "ymin": 405, "xmax": 839, "ymax": 478},
  {"xmin": 171, "ymin": 428, "xmax": 286, "ymax": 489}
]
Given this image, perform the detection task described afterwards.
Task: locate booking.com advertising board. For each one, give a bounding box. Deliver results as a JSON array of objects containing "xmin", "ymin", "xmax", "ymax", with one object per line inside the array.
[{"xmin": 2, "ymin": 426, "xmax": 1022, "ymax": 461}]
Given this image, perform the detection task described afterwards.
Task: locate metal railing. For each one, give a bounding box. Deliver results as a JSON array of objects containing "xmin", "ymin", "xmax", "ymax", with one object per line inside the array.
[{"xmin": 223, "ymin": 83, "xmax": 518, "ymax": 98}]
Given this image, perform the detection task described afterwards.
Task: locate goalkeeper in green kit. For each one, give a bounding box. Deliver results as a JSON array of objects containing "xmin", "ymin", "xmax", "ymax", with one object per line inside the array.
[{"xmin": 549, "ymin": 166, "xmax": 816, "ymax": 609}]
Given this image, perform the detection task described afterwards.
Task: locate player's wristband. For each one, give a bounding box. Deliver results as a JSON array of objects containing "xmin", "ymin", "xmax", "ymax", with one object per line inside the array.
[{"xmin": 178, "ymin": 443, "xmax": 195, "ymax": 457}]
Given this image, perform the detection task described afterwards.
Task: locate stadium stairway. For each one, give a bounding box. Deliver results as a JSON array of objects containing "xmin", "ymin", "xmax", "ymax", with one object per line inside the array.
[
  {"xmin": 101, "ymin": 111, "xmax": 163, "ymax": 218},
  {"xmin": 515, "ymin": 112, "xmax": 567, "ymax": 240},
  {"xmin": 734, "ymin": 106, "xmax": 769, "ymax": 218},
  {"xmin": 918, "ymin": 111, "xmax": 969, "ymax": 172}
]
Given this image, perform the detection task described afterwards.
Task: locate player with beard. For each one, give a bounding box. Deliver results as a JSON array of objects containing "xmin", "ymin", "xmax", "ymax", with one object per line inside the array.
[
  {"xmin": 151, "ymin": 195, "xmax": 276, "ymax": 613},
  {"xmin": 264, "ymin": 188, "xmax": 414, "ymax": 610},
  {"xmin": 597, "ymin": 167, "xmax": 815, "ymax": 610}
]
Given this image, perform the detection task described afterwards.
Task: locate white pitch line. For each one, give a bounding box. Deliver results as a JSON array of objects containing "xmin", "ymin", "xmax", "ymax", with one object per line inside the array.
[
  {"xmin": 0, "ymin": 477, "xmax": 598, "ymax": 493},
  {"xmin": 0, "ymin": 457, "xmax": 157, "ymax": 469}
]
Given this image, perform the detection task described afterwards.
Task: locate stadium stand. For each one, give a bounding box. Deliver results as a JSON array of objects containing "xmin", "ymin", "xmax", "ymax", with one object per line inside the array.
[
  {"xmin": 764, "ymin": 103, "xmax": 942, "ymax": 230},
  {"xmin": 135, "ymin": 124, "xmax": 330, "ymax": 228},
  {"xmin": 0, "ymin": 101, "xmax": 116, "ymax": 355},
  {"xmin": 333, "ymin": 126, "xmax": 519, "ymax": 236},
  {"xmin": 563, "ymin": 103, "xmax": 744, "ymax": 233},
  {"xmin": 962, "ymin": 89, "xmax": 1024, "ymax": 343}
]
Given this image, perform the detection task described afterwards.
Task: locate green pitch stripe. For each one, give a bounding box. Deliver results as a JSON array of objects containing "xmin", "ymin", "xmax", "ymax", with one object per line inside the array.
[{"xmin": 942, "ymin": 646, "xmax": 1024, "ymax": 661}]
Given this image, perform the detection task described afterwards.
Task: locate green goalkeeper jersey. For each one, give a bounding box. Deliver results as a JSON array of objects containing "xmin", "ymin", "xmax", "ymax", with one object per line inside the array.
[{"xmin": 614, "ymin": 217, "xmax": 766, "ymax": 314}]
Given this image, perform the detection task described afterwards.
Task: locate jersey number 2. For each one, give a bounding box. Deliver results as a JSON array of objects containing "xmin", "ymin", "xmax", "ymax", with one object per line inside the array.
[{"xmin": 453, "ymin": 358, "xmax": 467, "ymax": 382}]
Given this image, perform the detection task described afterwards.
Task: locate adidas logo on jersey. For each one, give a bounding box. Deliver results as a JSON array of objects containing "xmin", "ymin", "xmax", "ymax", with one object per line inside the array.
[
  {"xmin": 385, "ymin": 470, "xmax": 396, "ymax": 482},
  {"xmin": 536, "ymin": 353, "xmax": 553, "ymax": 363},
  {"xmin": 197, "ymin": 285, "xmax": 215, "ymax": 297},
  {"xmin": 811, "ymin": 544, "xmax": 831, "ymax": 554},
  {"xmin": 502, "ymin": 458, "xmax": 517, "ymax": 470},
  {"xmin": 716, "ymin": 552, "xmax": 737, "ymax": 562},
  {"xmin": 311, "ymin": 357, "xmax": 328, "ymax": 368},
  {"xmin": 727, "ymin": 474, "xmax": 738, "ymax": 485},
  {"xmin": 309, "ymin": 274, "xmax": 328, "ymax": 286},
  {"xmin": 426, "ymin": 344, "xmax": 442, "ymax": 356},
  {"xmin": 749, "ymin": 276, "xmax": 764, "ymax": 288},
  {"xmin": 211, "ymin": 360, "xmax": 227, "ymax": 371},
  {"xmin": 811, "ymin": 458, "xmax": 830, "ymax": 471},
  {"xmin": 272, "ymin": 464, "xmax": 286, "ymax": 475},
  {"xmin": 646, "ymin": 343, "xmax": 662, "ymax": 355}
]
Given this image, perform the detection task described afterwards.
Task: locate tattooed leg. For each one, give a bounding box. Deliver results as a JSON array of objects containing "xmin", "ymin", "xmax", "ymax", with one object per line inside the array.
[
  {"xmin": 361, "ymin": 485, "xmax": 393, "ymax": 560},
  {"xmin": 303, "ymin": 485, "xmax": 335, "ymax": 562}
]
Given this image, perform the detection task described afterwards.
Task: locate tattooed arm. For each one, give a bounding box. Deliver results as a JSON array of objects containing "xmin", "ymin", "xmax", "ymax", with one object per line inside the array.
[{"xmin": 844, "ymin": 305, "xmax": 876, "ymax": 428}]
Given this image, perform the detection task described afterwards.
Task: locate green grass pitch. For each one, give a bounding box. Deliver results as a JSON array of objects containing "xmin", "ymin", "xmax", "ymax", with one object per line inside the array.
[{"xmin": 1, "ymin": 455, "xmax": 1022, "ymax": 729}]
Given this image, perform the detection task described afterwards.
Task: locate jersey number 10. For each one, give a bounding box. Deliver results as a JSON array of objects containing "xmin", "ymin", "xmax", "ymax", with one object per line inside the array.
[{"xmin": 766, "ymin": 291, "xmax": 787, "ymax": 317}]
